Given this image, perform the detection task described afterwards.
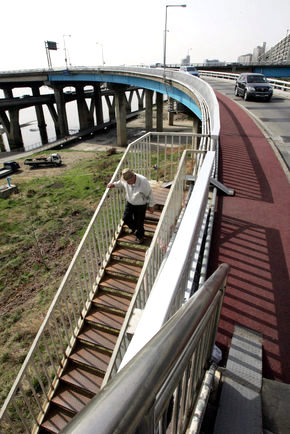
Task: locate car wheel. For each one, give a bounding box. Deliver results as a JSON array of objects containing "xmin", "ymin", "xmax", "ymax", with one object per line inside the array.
[
  {"xmin": 266, "ymin": 96, "xmax": 272, "ymax": 102},
  {"xmin": 244, "ymin": 91, "xmax": 249, "ymax": 101},
  {"xmin": 234, "ymin": 87, "xmax": 239, "ymax": 96}
]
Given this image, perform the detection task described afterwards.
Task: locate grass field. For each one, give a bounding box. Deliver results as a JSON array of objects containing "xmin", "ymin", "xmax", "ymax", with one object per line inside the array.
[{"xmin": 0, "ymin": 148, "xmax": 123, "ymax": 407}]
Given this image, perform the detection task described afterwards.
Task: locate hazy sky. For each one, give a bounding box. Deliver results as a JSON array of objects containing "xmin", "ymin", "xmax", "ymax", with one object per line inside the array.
[{"xmin": 1, "ymin": 0, "xmax": 289, "ymax": 71}]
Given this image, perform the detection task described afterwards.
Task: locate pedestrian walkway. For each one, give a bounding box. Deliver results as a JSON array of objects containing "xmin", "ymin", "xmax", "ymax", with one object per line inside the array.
[{"xmin": 208, "ymin": 91, "xmax": 290, "ymax": 383}]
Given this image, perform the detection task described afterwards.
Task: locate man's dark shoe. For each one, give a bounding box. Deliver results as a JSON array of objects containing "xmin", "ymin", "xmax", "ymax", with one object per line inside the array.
[{"xmin": 135, "ymin": 237, "xmax": 144, "ymax": 244}]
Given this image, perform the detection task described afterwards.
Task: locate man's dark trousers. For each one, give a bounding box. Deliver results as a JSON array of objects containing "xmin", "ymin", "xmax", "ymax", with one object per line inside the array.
[{"xmin": 123, "ymin": 202, "xmax": 147, "ymax": 240}]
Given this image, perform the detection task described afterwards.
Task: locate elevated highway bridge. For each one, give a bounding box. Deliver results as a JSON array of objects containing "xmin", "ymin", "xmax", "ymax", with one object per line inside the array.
[{"xmin": 0, "ymin": 67, "xmax": 289, "ymax": 433}]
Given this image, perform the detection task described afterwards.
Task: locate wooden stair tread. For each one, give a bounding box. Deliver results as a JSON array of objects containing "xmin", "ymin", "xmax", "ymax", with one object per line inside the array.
[
  {"xmin": 70, "ymin": 343, "xmax": 111, "ymax": 372},
  {"xmin": 51, "ymin": 383, "xmax": 91, "ymax": 414},
  {"xmin": 118, "ymin": 232, "xmax": 152, "ymax": 246},
  {"xmin": 105, "ymin": 259, "xmax": 143, "ymax": 278},
  {"xmin": 78, "ymin": 324, "xmax": 118, "ymax": 350},
  {"xmin": 151, "ymin": 185, "xmax": 170, "ymax": 205},
  {"xmin": 145, "ymin": 209, "xmax": 162, "ymax": 220},
  {"xmin": 99, "ymin": 275, "xmax": 137, "ymax": 293},
  {"xmin": 112, "ymin": 245, "xmax": 147, "ymax": 262},
  {"xmin": 37, "ymin": 187, "xmax": 168, "ymax": 432},
  {"xmin": 86, "ymin": 306, "xmax": 125, "ymax": 331},
  {"xmin": 61, "ymin": 362, "xmax": 102, "ymax": 395},
  {"xmin": 40, "ymin": 404, "xmax": 73, "ymax": 433},
  {"xmin": 92, "ymin": 290, "xmax": 131, "ymax": 312},
  {"xmin": 144, "ymin": 221, "xmax": 158, "ymax": 232}
]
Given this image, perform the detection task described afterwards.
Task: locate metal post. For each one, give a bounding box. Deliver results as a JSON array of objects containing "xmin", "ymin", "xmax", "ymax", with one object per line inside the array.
[
  {"xmin": 63, "ymin": 34, "xmax": 71, "ymax": 68},
  {"xmin": 44, "ymin": 41, "xmax": 52, "ymax": 69},
  {"xmin": 163, "ymin": 4, "xmax": 187, "ymax": 79},
  {"xmin": 96, "ymin": 42, "xmax": 105, "ymax": 66}
]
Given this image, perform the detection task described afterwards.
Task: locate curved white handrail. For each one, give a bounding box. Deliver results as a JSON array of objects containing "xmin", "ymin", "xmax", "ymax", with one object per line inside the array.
[{"xmin": 199, "ymin": 69, "xmax": 290, "ymax": 92}]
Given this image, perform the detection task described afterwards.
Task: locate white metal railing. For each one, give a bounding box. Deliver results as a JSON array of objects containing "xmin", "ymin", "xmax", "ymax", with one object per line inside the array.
[
  {"xmin": 61, "ymin": 263, "xmax": 230, "ymax": 434},
  {"xmin": 199, "ymin": 70, "xmax": 290, "ymax": 92},
  {"xmin": 119, "ymin": 151, "xmax": 215, "ymax": 371},
  {"xmin": 0, "ymin": 131, "xmax": 212, "ymax": 434}
]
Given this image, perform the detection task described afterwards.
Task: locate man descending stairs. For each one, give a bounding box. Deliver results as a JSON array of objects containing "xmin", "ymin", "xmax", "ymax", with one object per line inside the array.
[{"xmin": 39, "ymin": 194, "xmax": 168, "ymax": 433}]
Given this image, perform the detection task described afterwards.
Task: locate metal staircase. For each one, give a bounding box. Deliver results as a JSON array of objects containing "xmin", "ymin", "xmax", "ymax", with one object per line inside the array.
[
  {"xmin": 39, "ymin": 195, "xmax": 168, "ymax": 432},
  {"xmin": 0, "ymin": 132, "xmax": 213, "ymax": 434}
]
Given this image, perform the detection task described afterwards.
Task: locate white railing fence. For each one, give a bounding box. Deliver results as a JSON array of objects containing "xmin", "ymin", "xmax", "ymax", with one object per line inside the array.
[
  {"xmin": 199, "ymin": 70, "xmax": 290, "ymax": 92},
  {"xmin": 118, "ymin": 151, "xmax": 216, "ymax": 372},
  {"xmin": 0, "ymin": 131, "xmax": 212, "ymax": 434},
  {"xmin": 103, "ymin": 147, "xmax": 213, "ymax": 384},
  {"xmin": 61, "ymin": 263, "xmax": 230, "ymax": 434}
]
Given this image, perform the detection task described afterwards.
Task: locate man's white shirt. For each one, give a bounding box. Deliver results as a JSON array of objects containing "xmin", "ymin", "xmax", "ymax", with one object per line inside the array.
[{"xmin": 113, "ymin": 174, "xmax": 154, "ymax": 207}]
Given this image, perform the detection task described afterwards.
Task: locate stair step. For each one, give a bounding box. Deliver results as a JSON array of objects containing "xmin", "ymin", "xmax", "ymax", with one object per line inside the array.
[
  {"xmin": 144, "ymin": 221, "xmax": 158, "ymax": 232},
  {"xmin": 145, "ymin": 208, "xmax": 162, "ymax": 221},
  {"xmin": 105, "ymin": 259, "xmax": 143, "ymax": 278},
  {"xmin": 37, "ymin": 188, "xmax": 167, "ymax": 433},
  {"xmin": 69, "ymin": 342, "xmax": 111, "ymax": 373},
  {"xmin": 92, "ymin": 289, "xmax": 131, "ymax": 313},
  {"xmin": 51, "ymin": 383, "xmax": 91, "ymax": 414},
  {"xmin": 86, "ymin": 306, "xmax": 125, "ymax": 332},
  {"xmin": 99, "ymin": 275, "xmax": 137, "ymax": 295},
  {"xmin": 78, "ymin": 323, "xmax": 118, "ymax": 350},
  {"xmin": 61, "ymin": 362, "xmax": 103, "ymax": 395},
  {"xmin": 40, "ymin": 404, "xmax": 74, "ymax": 433},
  {"xmin": 112, "ymin": 245, "xmax": 147, "ymax": 262},
  {"xmin": 118, "ymin": 232, "xmax": 152, "ymax": 246},
  {"xmin": 151, "ymin": 186, "xmax": 170, "ymax": 205}
]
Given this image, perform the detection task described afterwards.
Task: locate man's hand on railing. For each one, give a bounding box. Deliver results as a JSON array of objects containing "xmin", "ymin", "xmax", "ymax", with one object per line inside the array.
[
  {"xmin": 107, "ymin": 183, "xmax": 115, "ymax": 188},
  {"xmin": 148, "ymin": 206, "xmax": 154, "ymax": 214}
]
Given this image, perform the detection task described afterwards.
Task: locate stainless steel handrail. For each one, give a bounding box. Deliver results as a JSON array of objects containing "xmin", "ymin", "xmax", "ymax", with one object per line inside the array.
[
  {"xmin": 62, "ymin": 263, "xmax": 230, "ymax": 434},
  {"xmin": 0, "ymin": 132, "xmax": 212, "ymax": 433}
]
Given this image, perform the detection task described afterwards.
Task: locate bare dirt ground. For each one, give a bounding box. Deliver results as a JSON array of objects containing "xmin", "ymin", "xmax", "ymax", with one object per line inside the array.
[
  {"xmin": 0, "ymin": 109, "xmax": 193, "ymax": 176},
  {"xmin": 0, "ymin": 109, "xmax": 194, "ymax": 406}
]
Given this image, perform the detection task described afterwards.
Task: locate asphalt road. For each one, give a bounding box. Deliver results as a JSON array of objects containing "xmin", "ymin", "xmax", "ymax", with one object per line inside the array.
[{"xmin": 203, "ymin": 77, "xmax": 290, "ymax": 173}]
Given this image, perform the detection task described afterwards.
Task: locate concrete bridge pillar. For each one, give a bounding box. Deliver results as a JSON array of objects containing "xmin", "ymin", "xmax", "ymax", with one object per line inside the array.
[
  {"xmin": 168, "ymin": 97, "xmax": 174, "ymax": 126},
  {"xmin": 105, "ymin": 95, "xmax": 115, "ymax": 121},
  {"xmin": 93, "ymin": 84, "xmax": 104, "ymax": 125},
  {"xmin": 4, "ymin": 89, "xmax": 13, "ymax": 99},
  {"xmin": 75, "ymin": 84, "xmax": 94, "ymax": 130},
  {"xmin": 8, "ymin": 108, "xmax": 23, "ymax": 150},
  {"xmin": 0, "ymin": 88, "xmax": 24, "ymax": 150},
  {"xmin": 145, "ymin": 90, "xmax": 153, "ymax": 132},
  {"xmin": 192, "ymin": 114, "xmax": 200, "ymax": 149},
  {"xmin": 114, "ymin": 86, "xmax": 128, "ymax": 147},
  {"xmin": 136, "ymin": 89, "xmax": 145, "ymax": 110},
  {"xmin": 0, "ymin": 134, "xmax": 4, "ymax": 152},
  {"xmin": 53, "ymin": 85, "xmax": 69, "ymax": 137},
  {"xmin": 156, "ymin": 92, "xmax": 163, "ymax": 132},
  {"xmin": 47, "ymin": 103, "xmax": 61, "ymax": 139},
  {"xmin": 32, "ymin": 86, "xmax": 48, "ymax": 145},
  {"xmin": 192, "ymin": 115, "xmax": 200, "ymax": 133}
]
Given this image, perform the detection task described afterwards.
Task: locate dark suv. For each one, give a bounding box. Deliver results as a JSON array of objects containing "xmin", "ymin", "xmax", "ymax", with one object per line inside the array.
[{"xmin": 234, "ymin": 73, "xmax": 273, "ymax": 101}]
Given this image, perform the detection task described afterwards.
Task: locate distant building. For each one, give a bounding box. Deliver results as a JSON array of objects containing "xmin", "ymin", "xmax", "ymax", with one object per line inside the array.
[
  {"xmin": 181, "ymin": 55, "xmax": 190, "ymax": 65},
  {"xmin": 237, "ymin": 53, "xmax": 252, "ymax": 64},
  {"xmin": 252, "ymin": 42, "xmax": 266, "ymax": 62},
  {"xmin": 204, "ymin": 59, "xmax": 225, "ymax": 66},
  {"xmin": 259, "ymin": 34, "xmax": 290, "ymax": 63}
]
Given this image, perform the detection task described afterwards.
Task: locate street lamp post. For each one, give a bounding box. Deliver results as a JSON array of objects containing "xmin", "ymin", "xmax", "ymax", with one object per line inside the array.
[
  {"xmin": 63, "ymin": 34, "xmax": 71, "ymax": 68},
  {"xmin": 96, "ymin": 42, "xmax": 105, "ymax": 66},
  {"xmin": 163, "ymin": 4, "xmax": 186, "ymax": 78},
  {"xmin": 187, "ymin": 47, "xmax": 192, "ymax": 64}
]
